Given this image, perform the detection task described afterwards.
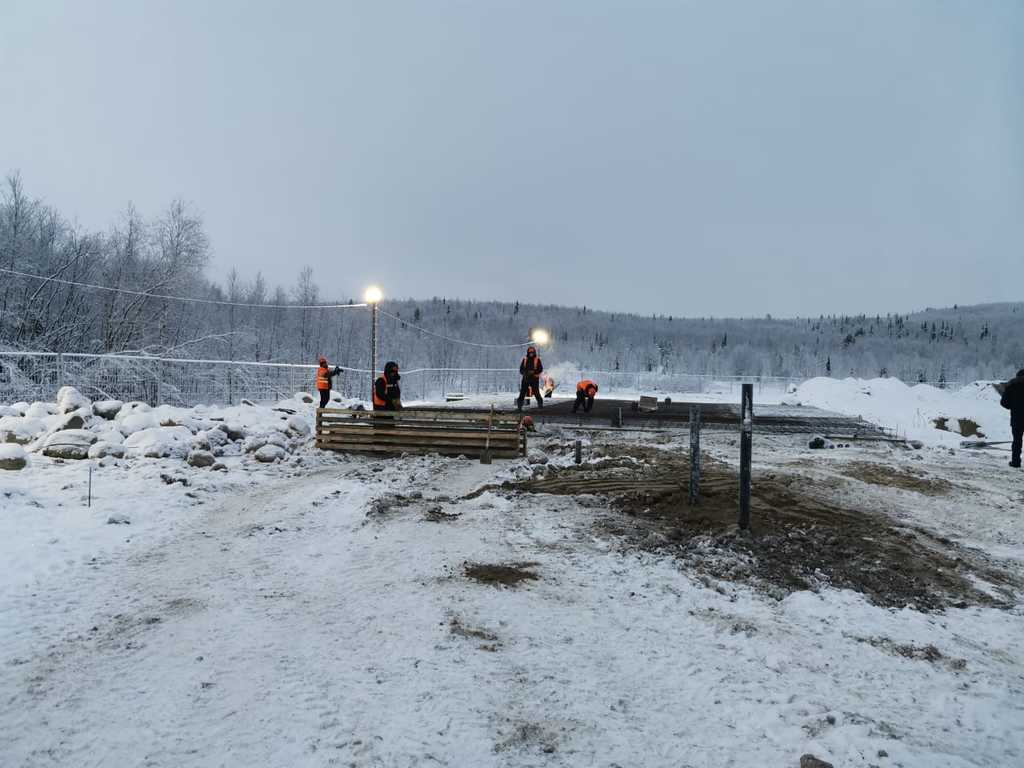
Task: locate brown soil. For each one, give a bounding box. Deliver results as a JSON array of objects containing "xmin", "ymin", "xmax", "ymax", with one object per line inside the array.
[
  {"xmin": 507, "ymin": 446, "xmax": 1018, "ymax": 610},
  {"xmin": 957, "ymin": 418, "xmax": 984, "ymax": 438},
  {"xmin": 464, "ymin": 561, "xmax": 540, "ymax": 588},
  {"xmin": 840, "ymin": 461, "xmax": 953, "ymax": 496}
]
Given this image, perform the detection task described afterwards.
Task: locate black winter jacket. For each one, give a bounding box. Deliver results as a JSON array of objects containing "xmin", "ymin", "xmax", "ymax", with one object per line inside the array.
[{"xmin": 1001, "ymin": 376, "xmax": 1024, "ymax": 419}]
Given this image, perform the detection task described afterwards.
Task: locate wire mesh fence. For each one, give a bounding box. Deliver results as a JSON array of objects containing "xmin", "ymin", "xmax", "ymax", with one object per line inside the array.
[{"xmin": 0, "ymin": 351, "xmax": 963, "ymax": 408}]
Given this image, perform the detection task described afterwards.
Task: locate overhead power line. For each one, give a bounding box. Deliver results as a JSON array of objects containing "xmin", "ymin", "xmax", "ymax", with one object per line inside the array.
[
  {"xmin": 378, "ymin": 308, "xmax": 533, "ymax": 349},
  {"xmin": 0, "ymin": 267, "xmax": 367, "ymax": 310}
]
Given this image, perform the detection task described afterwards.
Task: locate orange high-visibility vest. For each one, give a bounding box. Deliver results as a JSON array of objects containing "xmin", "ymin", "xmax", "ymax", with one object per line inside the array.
[
  {"xmin": 577, "ymin": 379, "xmax": 598, "ymax": 396},
  {"xmin": 372, "ymin": 375, "xmax": 387, "ymax": 408},
  {"xmin": 316, "ymin": 365, "xmax": 330, "ymax": 391},
  {"xmin": 521, "ymin": 356, "xmax": 541, "ymax": 374}
]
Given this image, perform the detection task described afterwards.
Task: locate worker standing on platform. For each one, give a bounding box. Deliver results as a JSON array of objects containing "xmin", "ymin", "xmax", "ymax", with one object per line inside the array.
[
  {"xmin": 316, "ymin": 356, "xmax": 342, "ymax": 409},
  {"xmin": 573, "ymin": 379, "xmax": 599, "ymax": 414},
  {"xmin": 516, "ymin": 346, "xmax": 544, "ymax": 411},
  {"xmin": 373, "ymin": 361, "xmax": 403, "ymax": 411}
]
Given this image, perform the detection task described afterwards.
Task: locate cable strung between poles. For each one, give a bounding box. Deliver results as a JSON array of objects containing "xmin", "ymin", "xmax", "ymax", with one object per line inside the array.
[
  {"xmin": 0, "ymin": 267, "xmax": 368, "ymax": 310},
  {"xmin": 377, "ymin": 308, "xmax": 534, "ymax": 349}
]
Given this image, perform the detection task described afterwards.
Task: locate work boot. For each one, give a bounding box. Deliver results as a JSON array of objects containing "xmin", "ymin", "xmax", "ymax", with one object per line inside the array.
[{"xmin": 1011, "ymin": 460, "xmax": 1022, "ymax": 468}]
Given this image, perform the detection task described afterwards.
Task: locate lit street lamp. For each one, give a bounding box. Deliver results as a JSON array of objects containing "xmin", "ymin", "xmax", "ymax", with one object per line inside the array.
[
  {"xmin": 364, "ymin": 285, "xmax": 383, "ymax": 398},
  {"xmin": 530, "ymin": 328, "xmax": 550, "ymax": 347}
]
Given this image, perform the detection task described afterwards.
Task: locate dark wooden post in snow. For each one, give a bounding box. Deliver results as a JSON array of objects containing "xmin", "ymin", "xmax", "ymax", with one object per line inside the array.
[
  {"xmin": 689, "ymin": 404, "xmax": 701, "ymax": 505},
  {"xmin": 574, "ymin": 439, "xmax": 582, "ymax": 465},
  {"xmin": 738, "ymin": 383, "xmax": 753, "ymax": 529}
]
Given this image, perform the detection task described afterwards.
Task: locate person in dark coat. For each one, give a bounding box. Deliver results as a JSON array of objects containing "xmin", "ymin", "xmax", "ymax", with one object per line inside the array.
[
  {"xmin": 373, "ymin": 361, "xmax": 402, "ymax": 411},
  {"xmin": 516, "ymin": 346, "xmax": 543, "ymax": 411},
  {"xmin": 1000, "ymin": 368, "xmax": 1024, "ymax": 468}
]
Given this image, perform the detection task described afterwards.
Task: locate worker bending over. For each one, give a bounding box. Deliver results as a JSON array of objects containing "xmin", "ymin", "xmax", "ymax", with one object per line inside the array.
[
  {"xmin": 516, "ymin": 346, "xmax": 544, "ymax": 411},
  {"xmin": 373, "ymin": 361, "xmax": 403, "ymax": 411},
  {"xmin": 573, "ymin": 379, "xmax": 599, "ymax": 414},
  {"xmin": 316, "ymin": 356, "xmax": 342, "ymax": 409}
]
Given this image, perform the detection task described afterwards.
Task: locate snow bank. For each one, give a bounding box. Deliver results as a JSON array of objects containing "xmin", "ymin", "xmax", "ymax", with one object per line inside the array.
[{"xmin": 784, "ymin": 377, "xmax": 1011, "ymax": 445}]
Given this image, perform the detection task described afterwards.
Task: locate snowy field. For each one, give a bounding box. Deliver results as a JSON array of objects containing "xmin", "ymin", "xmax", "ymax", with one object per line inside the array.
[{"xmin": 2, "ymin": 381, "xmax": 1022, "ymax": 767}]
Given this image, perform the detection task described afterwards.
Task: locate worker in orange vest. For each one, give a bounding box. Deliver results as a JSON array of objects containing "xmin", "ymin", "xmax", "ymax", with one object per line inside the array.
[
  {"xmin": 316, "ymin": 356, "xmax": 342, "ymax": 408},
  {"xmin": 573, "ymin": 379, "xmax": 598, "ymax": 414},
  {"xmin": 372, "ymin": 361, "xmax": 403, "ymax": 411},
  {"xmin": 516, "ymin": 346, "xmax": 544, "ymax": 411}
]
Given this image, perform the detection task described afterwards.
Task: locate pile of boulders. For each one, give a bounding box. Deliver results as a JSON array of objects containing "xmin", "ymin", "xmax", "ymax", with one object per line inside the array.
[{"xmin": 0, "ymin": 386, "xmax": 315, "ymax": 470}]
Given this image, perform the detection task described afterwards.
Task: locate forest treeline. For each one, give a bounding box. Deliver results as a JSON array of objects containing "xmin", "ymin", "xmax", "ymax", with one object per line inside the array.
[{"xmin": 1, "ymin": 173, "xmax": 1020, "ymax": 382}]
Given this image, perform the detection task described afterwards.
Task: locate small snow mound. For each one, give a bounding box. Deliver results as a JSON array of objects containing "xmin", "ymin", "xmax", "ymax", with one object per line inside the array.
[
  {"xmin": 25, "ymin": 401, "xmax": 58, "ymax": 419},
  {"xmin": 106, "ymin": 514, "xmax": 131, "ymax": 525},
  {"xmin": 286, "ymin": 416, "xmax": 310, "ymax": 436},
  {"xmin": 41, "ymin": 429, "xmax": 97, "ymax": 459},
  {"xmin": 117, "ymin": 411, "xmax": 160, "ymax": 436},
  {"xmin": 56, "ymin": 386, "xmax": 91, "ymax": 414},
  {"xmin": 295, "ymin": 392, "xmax": 314, "ymax": 404},
  {"xmin": 0, "ymin": 405, "xmax": 21, "ymax": 418},
  {"xmin": 0, "ymin": 443, "xmax": 28, "ymax": 470},
  {"xmin": 123, "ymin": 426, "xmax": 193, "ymax": 459},
  {"xmin": 93, "ymin": 399, "xmax": 124, "ymax": 419},
  {"xmin": 254, "ymin": 444, "xmax": 286, "ymax": 463}
]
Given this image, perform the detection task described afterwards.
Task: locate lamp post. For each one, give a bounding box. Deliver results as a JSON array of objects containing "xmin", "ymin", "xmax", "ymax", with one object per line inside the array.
[{"xmin": 364, "ymin": 285, "xmax": 383, "ymax": 399}]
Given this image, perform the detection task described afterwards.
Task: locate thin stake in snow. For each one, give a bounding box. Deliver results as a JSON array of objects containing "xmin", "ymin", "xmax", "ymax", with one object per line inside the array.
[
  {"xmin": 739, "ymin": 384, "xmax": 753, "ymax": 529},
  {"xmin": 689, "ymin": 404, "xmax": 701, "ymax": 505}
]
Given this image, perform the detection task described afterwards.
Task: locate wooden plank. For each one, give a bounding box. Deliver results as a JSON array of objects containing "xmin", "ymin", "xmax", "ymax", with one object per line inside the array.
[
  {"xmin": 318, "ymin": 419, "xmax": 521, "ymax": 433},
  {"xmin": 313, "ymin": 430, "xmax": 520, "ymax": 442},
  {"xmin": 317, "ymin": 434, "xmax": 520, "ymax": 450},
  {"xmin": 316, "ymin": 442, "xmax": 520, "ymax": 458},
  {"xmin": 317, "ymin": 415, "xmax": 521, "ymax": 431}
]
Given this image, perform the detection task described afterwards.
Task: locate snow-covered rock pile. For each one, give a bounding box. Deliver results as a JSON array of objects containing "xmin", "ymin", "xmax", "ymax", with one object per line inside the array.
[
  {"xmin": 0, "ymin": 387, "xmax": 324, "ymax": 465},
  {"xmin": 783, "ymin": 376, "xmax": 1012, "ymax": 445}
]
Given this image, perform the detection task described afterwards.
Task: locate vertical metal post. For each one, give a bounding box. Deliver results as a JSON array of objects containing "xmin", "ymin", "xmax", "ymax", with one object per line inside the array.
[
  {"xmin": 56, "ymin": 352, "xmax": 64, "ymax": 390},
  {"xmin": 689, "ymin": 404, "xmax": 701, "ymax": 505},
  {"xmin": 574, "ymin": 439, "xmax": 582, "ymax": 465},
  {"xmin": 88, "ymin": 465, "xmax": 92, "ymax": 508},
  {"xmin": 739, "ymin": 383, "xmax": 753, "ymax": 529},
  {"xmin": 370, "ymin": 303, "xmax": 379, "ymax": 399}
]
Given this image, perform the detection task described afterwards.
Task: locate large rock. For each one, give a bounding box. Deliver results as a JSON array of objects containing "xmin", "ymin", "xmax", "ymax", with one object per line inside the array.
[
  {"xmin": 197, "ymin": 428, "xmax": 228, "ymax": 448},
  {"xmin": 244, "ymin": 432, "xmax": 288, "ymax": 453},
  {"xmin": 56, "ymin": 386, "xmax": 91, "ymax": 414},
  {"xmin": 219, "ymin": 422, "xmax": 247, "ymax": 441},
  {"xmin": 8, "ymin": 402, "xmax": 30, "ymax": 416},
  {"xmin": 117, "ymin": 411, "xmax": 160, "ymax": 436},
  {"xmin": 0, "ymin": 416, "xmax": 46, "ymax": 444},
  {"xmin": 799, "ymin": 756, "xmax": 834, "ymax": 768},
  {"xmin": 92, "ymin": 400, "xmax": 124, "ymax": 420},
  {"xmin": 254, "ymin": 444, "xmax": 286, "ymax": 463},
  {"xmin": 123, "ymin": 426, "xmax": 193, "ymax": 459},
  {"xmin": 186, "ymin": 449, "xmax": 216, "ymax": 468},
  {"xmin": 88, "ymin": 441, "xmax": 125, "ymax": 459},
  {"xmin": 0, "ymin": 444, "xmax": 27, "ymax": 470},
  {"xmin": 55, "ymin": 411, "xmax": 87, "ymax": 431},
  {"xmin": 0, "ymin": 405, "xmax": 21, "ymax": 418},
  {"xmin": 41, "ymin": 429, "xmax": 97, "ymax": 459}
]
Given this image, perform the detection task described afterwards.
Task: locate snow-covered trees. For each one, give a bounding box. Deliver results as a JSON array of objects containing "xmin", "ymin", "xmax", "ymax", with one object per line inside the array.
[{"xmin": 1, "ymin": 173, "xmax": 1020, "ymax": 382}]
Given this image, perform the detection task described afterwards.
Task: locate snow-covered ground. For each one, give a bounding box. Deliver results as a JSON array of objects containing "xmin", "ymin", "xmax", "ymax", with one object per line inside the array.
[
  {"xmin": 2, "ymin": 383, "xmax": 1022, "ymax": 766},
  {"xmin": 785, "ymin": 376, "xmax": 1012, "ymax": 447}
]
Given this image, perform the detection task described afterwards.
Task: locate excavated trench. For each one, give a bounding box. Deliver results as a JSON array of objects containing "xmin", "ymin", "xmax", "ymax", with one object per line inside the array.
[{"xmin": 506, "ymin": 446, "xmax": 1018, "ymax": 610}]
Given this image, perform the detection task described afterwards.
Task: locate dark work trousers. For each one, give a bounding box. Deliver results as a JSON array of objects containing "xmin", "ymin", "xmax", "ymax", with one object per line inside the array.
[
  {"xmin": 318, "ymin": 389, "xmax": 330, "ymax": 409},
  {"xmin": 572, "ymin": 391, "xmax": 595, "ymax": 413},
  {"xmin": 517, "ymin": 377, "xmax": 543, "ymax": 410},
  {"xmin": 1012, "ymin": 416, "xmax": 1022, "ymax": 467}
]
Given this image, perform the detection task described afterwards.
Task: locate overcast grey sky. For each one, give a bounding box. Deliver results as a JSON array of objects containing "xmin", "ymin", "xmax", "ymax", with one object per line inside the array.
[{"xmin": 1, "ymin": 1, "xmax": 1021, "ymax": 318}]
